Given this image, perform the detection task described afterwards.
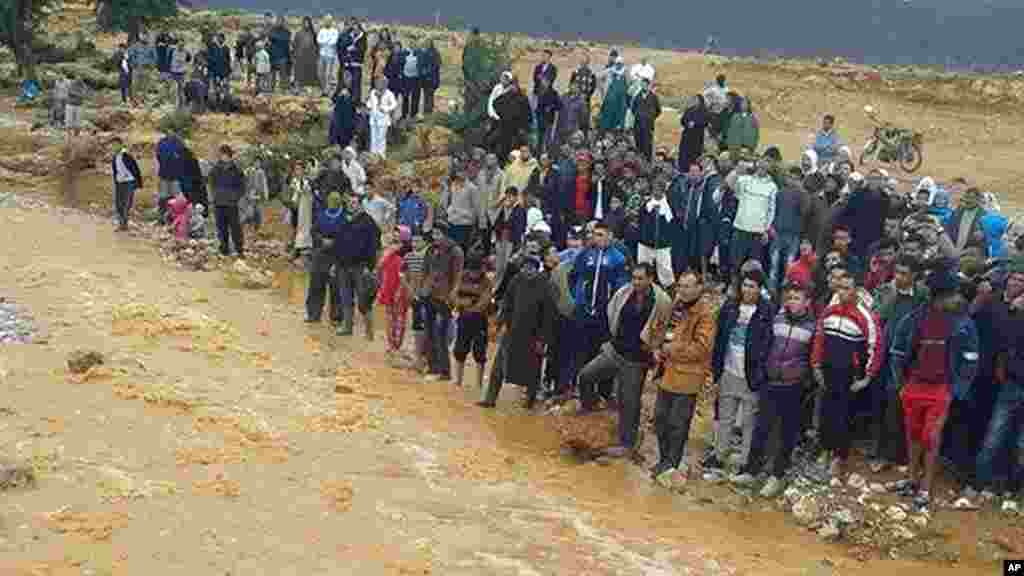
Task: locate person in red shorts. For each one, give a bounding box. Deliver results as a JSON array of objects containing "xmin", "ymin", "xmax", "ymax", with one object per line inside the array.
[{"xmin": 889, "ymin": 262, "xmax": 979, "ymax": 512}]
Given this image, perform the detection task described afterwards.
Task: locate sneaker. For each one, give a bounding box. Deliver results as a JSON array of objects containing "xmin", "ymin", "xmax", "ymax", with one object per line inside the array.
[
  {"xmin": 730, "ymin": 472, "xmax": 757, "ymax": 487},
  {"xmin": 1001, "ymin": 499, "xmax": 1019, "ymax": 514},
  {"xmin": 475, "ymin": 400, "xmax": 496, "ymax": 408},
  {"xmin": 654, "ymin": 467, "xmax": 677, "ymax": 488},
  {"xmin": 760, "ymin": 476, "xmax": 785, "ymax": 498},
  {"xmin": 424, "ymin": 374, "xmax": 443, "ymax": 382},
  {"xmin": 702, "ymin": 468, "xmax": 726, "ymax": 483},
  {"xmin": 650, "ymin": 461, "xmax": 673, "ymax": 480}
]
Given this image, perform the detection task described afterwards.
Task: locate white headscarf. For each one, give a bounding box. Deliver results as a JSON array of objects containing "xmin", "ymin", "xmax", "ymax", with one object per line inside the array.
[
  {"xmin": 917, "ymin": 176, "xmax": 937, "ymax": 204},
  {"xmin": 802, "ymin": 149, "xmax": 819, "ymax": 175}
]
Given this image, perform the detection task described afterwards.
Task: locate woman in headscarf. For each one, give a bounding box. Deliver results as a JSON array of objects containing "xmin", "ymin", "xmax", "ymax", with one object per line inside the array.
[
  {"xmin": 597, "ymin": 57, "xmax": 628, "ymax": 133},
  {"xmin": 292, "ymin": 17, "xmax": 320, "ymax": 90},
  {"xmin": 725, "ymin": 96, "xmax": 759, "ymax": 152},
  {"xmin": 493, "ymin": 79, "xmax": 531, "ymax": 162},
  {"xmin": 677, "ymin": 94, "xmax": 708, "ymax": 172}
]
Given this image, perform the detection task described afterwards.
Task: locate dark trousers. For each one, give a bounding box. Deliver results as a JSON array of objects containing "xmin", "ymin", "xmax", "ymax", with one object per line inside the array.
[
  {"xmin": 114, "ymin": 181, "xmax": 136, "ymax": 226},
  {"xmin": 425, "ymin": 299, "xmax": 452, "ymax": 378},
  {"xmin": 578, "ymin": 345, "xmax": 650, "ymax": 448},
  {"xmin": 119, "ymin": 71, "xmax": 132, "ymax": 104},
  {"xmin": 575, "ymin": 315, "xmax": 612, "ymax": 400},
  {"xmin": 872, "ymin": 383, "xmax": 908, "ymax": 464},
  {"xmin": 448, "ymin": 224, "xmax": 474, "ymax": 254},
  {"xmin": 820, "ymin": 367, "xmax": 855, "ymax": 460},
  {"xmin": 214, "ymin": 205, "xmax": 244, "ymax": 256},
  {"xmin": 747, "ymin": 384, "xmax": 803, "ymax": 477},
  {"xmin": 633, "ymin": 124, "xmax": 654, "ymax": 161},
  {"xmin": 403, "ymin": 78, "xmax": 422, "ymax": 118},
  {"xmin": 555, "ymin": 315, "xmax": 578, "ymax": 394},
  {"xmin": 729, "ymin": 229, "xmax": 762, "ymax": 282},
  {"xmin": 306, "ymin": 247, "xmax": 340, "ymax": 322},
  {"xmin": 654, "ymin": 389, "xmax": 697, "ymax": 469},
  {"xmin": 346, "ymin": 64, "xmax": 363, "ymax": 104},
  {"xmin": 453, "ymin": 311, "xmax": 488, "ymax": 365},
  {"xmin": 421, "ymin": 82, "xmax": 435, "ymax": 115}
]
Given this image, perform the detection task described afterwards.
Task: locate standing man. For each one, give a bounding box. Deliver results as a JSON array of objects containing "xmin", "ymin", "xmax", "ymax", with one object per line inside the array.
[
  {"xmin": 630, "ymin": 78, "xmax": 661, "ymax": 161},
  {"xmin": 813, "ymin": 114, "xmax": 841, "ymax": 167},
  {"xmin": 889, "ymin": 264, "xmax": 978, "ymax": 512},
  {"xmin": 577, "ymin": 262, "xmax": 672, "ymax": 458},
  {"xmin": 704, "ymin": 267, "xmax": 775, "ymax": 480},
  {"xmin": 727, "ymin": 159, "xmax": 778, "ymax": 283},
  {"xmin": 208, "ymin": 145, "xmax": 246, "ymax": 258},
  {"xmin": 340, "ymin": 18, "xmax": 367, "ymax": 103},
  {"xmin": 569, "ymin": 53, "xmax": 597, "ymax": 135},
  {"xmin": 155, "ymin": 129, "xmax": 185, "ymax": 224},
  {"xmin": 335, "ymin": 195, "xmax": 381, "ymax": 338},
  {"xmin": 421, "ymin": 221, "xmax": 465, "ymax": 381},
  {"xmin": 532, "ymin": 49, "xmax": 558, "ymax": 101},
  {"xmin": 317, "ymin": 16, "xmax": 341, "ymax": 97},
  {"xmin": 653, "ymin": 271, "xmax": 717, "ymax": 483},
  {"xmin": 110, "ymin": 137, "xmax": 143, "ymax": 230},
  {"xmin": 268, "ymin": 15, "xmax": 292, "ymax": 93},
  {"xmin": 569, "ymin": 223, "xmax": 629, "ymax": 403}
]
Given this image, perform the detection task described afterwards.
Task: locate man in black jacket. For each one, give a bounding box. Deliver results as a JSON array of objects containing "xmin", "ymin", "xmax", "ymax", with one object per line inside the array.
[
  {"xmin": 208, "ymin": 145, "xmax": 246, "ymax": 257},
  {"xmin": 336, "ymin": 194, "xmax": 381, "ymax": 338},
  {"xmin": 339, "ymin": 18, "xmax": 367, "ymax": 103},
  {"xmin": 268, "ymin": 16, "xmax": 291, "ymax": 93}
]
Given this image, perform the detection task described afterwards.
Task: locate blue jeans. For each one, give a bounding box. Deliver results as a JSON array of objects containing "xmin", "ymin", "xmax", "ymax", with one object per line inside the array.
[
  {"xmin": 426, "ymin": 299, "xmax": 452, "ymax": 378},
  {"xmin": 769, "ymin": 233, "xmax": 799, "ymax": 290},
  {"xmin": 975, "ymin": 380, "xmax": 1024, "ymax": 491}
]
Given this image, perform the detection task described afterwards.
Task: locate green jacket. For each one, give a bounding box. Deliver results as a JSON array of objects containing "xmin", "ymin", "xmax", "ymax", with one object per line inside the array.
[{"xmin": 726, "ymin": 113, "xmax": 759, "ymax": 151}]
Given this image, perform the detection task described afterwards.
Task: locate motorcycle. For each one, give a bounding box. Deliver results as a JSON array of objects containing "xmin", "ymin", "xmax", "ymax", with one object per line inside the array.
[{"xmin": 859, "ymin": 124, "xmax": 924, "ymax": 173}]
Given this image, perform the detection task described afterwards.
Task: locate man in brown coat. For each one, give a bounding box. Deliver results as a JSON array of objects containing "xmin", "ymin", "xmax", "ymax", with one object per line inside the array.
[{"xmin": 653, "ymin": 270, "xmax": 718, "ymax": 483}]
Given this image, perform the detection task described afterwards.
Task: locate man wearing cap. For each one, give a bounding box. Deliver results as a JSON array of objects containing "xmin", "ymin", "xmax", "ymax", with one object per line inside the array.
[
  {"xmin": 889, "ymin": 261, "xmax": 978, "ymax": 511},
  {"xmin": 421, "ymin": 220, "xmax": 465, "ymax": 381}
]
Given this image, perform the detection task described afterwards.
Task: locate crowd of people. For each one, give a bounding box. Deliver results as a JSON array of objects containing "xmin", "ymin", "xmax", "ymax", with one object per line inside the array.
[{"xmin": 105, "ymin": 15, "xmax": 1024, "ymax": 516}]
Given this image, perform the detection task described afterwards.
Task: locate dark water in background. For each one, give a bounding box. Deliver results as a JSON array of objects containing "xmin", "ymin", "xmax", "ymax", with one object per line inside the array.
[{"xmin": 199, "ymin": 0, "xmax": 1024, "ymax": 71}]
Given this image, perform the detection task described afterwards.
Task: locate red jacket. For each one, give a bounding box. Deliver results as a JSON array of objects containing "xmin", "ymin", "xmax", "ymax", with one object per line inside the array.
[
  {"xmin": 811, "ymin": 298, "xmax": 883, "ymax": 379},
  {"xmin": 785, "ymin": 253, "xmax": 817, "ymax": 288}
]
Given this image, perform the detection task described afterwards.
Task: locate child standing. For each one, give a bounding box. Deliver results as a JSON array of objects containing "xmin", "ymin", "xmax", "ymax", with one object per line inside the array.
[
  {"xmin": 452, "ymin": 247, "xmax": 493, "ymax": 388},
  {"xmin": 378, "ymin": 226, "xmax": 414, "ymax": 363},
  {"xmin": 403, "ymin": 235, "xmax": 429, "ymax": 371},
  {"xmin": 167, "ymin": 189, "xmax": 193, "ymax": 242},
  {"xmin": 254, "ymin": 41, "xmax": 271, "ymax": 94},
  {"xmin": 190, "ymin": 203, "xmax": 208, "ymax": 239}
]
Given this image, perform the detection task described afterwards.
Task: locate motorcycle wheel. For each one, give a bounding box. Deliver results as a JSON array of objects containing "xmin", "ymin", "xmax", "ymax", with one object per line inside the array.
[
  {"xmin": 858, "ymin": 139, "xmax": 877, "ymax": 167},
  {"xmin": 899, "ymin": 141, "xmax": 923, "ymax": 173}
]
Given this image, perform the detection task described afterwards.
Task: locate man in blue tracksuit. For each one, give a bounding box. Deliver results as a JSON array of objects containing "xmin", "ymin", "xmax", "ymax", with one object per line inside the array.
[{"xmin": 568, "ymin": 222, "xmax": 628, "ymax": 402}]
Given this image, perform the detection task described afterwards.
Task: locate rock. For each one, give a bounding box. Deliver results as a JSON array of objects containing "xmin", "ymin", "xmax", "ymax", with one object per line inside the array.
[
  {"xmin": 829, "ymin": 477, "xmax": 842, "ymax": 488},
  {"xmin": 886, "ymin": 505, "xmax": 907, "ymax": 522},
  {"xmin": 0, "ymin": 459, "xmax": 36, "ymax": 491},
  {"xmin": 870, "ymin": 482, "xmax": 886, "ymax": 494},
  {"xmin": 892, "ymin": 525, "xmax": 915, "ymax": 541},
  {"xmin": 847, "ymin": 473, "xmax": 866, "ymax": 490},
  {"xmin": 792, "ymin": 495, "xmax": 822, "ymax": 527},
  {"xmin": 92, "ymin": 109, "xmax": 134, "ymax": 132},
  {"xmin": 831, "ymin": 508, "xmax": 856, "ymax": 525},
  {"xmin": 911, "ymin": 515, "xmax": 929, "ymax": 528},
  {"xmin": 67, "ymin": 349, "xmax": 104, "ymax": 374},
  {"xmin": 783, "ymin": 486, "xmax": 803, "ymax": 503},
  {"xmin": 817, "ymin": 520, "xmax": 841, "ymax": 540}
]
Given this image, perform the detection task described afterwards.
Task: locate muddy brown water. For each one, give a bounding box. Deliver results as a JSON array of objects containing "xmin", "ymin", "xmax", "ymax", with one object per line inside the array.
[{"xmin": 0, "ymin": 201, "xmax": 995, "ymax": 574}]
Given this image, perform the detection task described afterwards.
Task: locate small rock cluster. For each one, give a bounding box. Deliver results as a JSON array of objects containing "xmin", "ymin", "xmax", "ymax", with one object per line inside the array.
[{"xmin": 0, "ymin": 298, "xmax": 39, "ymax": 344}]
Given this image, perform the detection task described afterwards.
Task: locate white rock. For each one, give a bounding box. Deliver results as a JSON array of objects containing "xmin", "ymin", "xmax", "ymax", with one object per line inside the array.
[
  {"xmin": 792, "ymin": 495, "xmax": 822, "ymax": 527},
  {"xmin": 885, "ymin": 505, "xmax": 907, "ymax": 522},
  {"xmin": 870, "ymin": 482, "xmax": 886, "ymax": 494},
  {"xmin": 847, "ymin": 473, "xmax": 866, "ymax": 490},
  {"xmin": 817, "ymin": 520, "xmax": 841, "ymax": 540}
]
